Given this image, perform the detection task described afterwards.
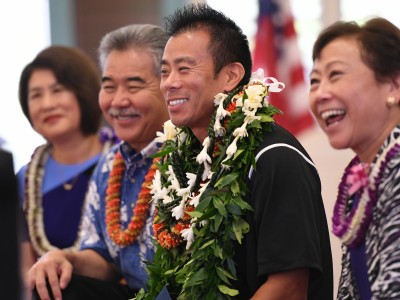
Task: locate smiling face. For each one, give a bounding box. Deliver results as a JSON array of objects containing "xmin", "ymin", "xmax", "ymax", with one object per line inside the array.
[
  {"xmin": 99, "ymin": 48, "xmax": 168, "ymax": 151},
  {"xmin": 28, "ymin": 69, "xmax": 82, "ymax": 143},
  {"xmin": 309, "ymin": 37, "xmax": 397, "ymax": 161},
  {"xmin": 160, "ymin": 29, "xmax": 233, "ymax": 141}
]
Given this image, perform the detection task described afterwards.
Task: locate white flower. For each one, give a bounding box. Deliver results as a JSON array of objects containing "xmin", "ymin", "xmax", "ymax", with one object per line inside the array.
[
  {"xmin": 213, "ymin": 93, "xmax": 228, "ymax": 106},
  {"xmin": 189, "ymin": 194, "xmax": 200, "ymax": 207},
  {"xmin": 243, "ymin": 85, "xmax": 265, "ymax": 110},
  {"xmin": 172, "ymin": 198, "xmax": 186, "ymax": 220},
  {"xmin": 249, "ymin": 68, "xmax": 266, "ymax": 83},
  {"xmin": 164, "ymin": 120, "xmax": 179, "ymax": 140},
  {"xmin": 155, "ymin": 120, "xmax": 179, "ymax": 143},
  {"xmin": 234, "ymin": 94, "xmax": 244, "ymax": 107},
  {"xmin": 224, "ymin": 137, "xmax": 239, "ymax": 161},
  {"xmin": 243, "ymin": 110, "xmax": 261, "ymax": 124},
  {"xmin": 178, "ymin": 131, "xmax": 187, "ymax": 144},
  {"xmin": 213, "ymin": 122, "xmax": 225, "ymax": 137},
  {"xmin": 196, "ymin": 137, "xmax": 212, "ymax": 164},
  {"xmin": 151, "ymin": 170, "xmax": 162, "ymax": 194},
  {"xmin": 154, "ymin": 187, "xmax": 173, "ymax": 204},
  {"xmin": 167, "ymin": 165, "xmax": 180, "ymax": 191},
  {"xmin": 233, "ymin": 123, "xmax": 248, "ymax": 138},
  {"xmin": 202, "ymin": 162, "xmax": 212, "ymax": 181},
  {"xmin": 181, "ymin": 226, "xmax": 195, "ymax": 249},
  {"xmin": 176, "ymin": 172, "xmax": 196, "ymax": 197}
]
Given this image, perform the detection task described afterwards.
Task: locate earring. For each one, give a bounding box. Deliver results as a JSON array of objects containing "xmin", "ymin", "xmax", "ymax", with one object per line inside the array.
[{"xmin": 387, "ymin": 96, "xmax": 399, "ymax": 107}]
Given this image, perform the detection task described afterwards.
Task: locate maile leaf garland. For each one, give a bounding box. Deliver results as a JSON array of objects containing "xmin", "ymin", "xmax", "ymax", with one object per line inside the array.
[{"xmin": 134, "ymin": 69, "xmax": 284, "ymax": 299}]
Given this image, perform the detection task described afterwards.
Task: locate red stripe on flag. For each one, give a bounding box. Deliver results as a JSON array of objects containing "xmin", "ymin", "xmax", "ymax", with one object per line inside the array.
[{"xmin": 253, "ymin": 0, "xmax": 314, "ymax": 136}]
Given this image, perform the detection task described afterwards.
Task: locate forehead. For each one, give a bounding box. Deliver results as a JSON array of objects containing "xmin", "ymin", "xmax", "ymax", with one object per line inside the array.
[
  {"xmin": 314, "ymin": 37, "xmax": 362, "ymax": 68},
  {"xmin": 163, "ymin": 29, "xmax": 212, "ymax": 63},
  {"xmin": 102, "ymin": 48, "xmax": 156, "ymax": 78},
  {"xmin": 28, "ymin": 69, "xmax": 57, "ymax": 86}
]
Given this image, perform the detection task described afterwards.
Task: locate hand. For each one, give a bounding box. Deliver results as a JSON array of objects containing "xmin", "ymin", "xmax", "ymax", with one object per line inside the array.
[{"xmin": 26, "ymin": 249, "xmax": 73, "ymax": 300}]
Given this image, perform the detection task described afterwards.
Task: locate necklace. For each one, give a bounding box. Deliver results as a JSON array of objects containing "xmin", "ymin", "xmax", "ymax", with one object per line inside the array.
[
  {"xmin": 105, "ymin": 151, "xmax": 157, "ymax": 247},
  {"xmin": 24, "ymin": 130, "xmax": 115, "ymax": 256},
  {"xmin": 333, "ymin": 137, "xmax": 400, "ymax": 248},
  {"xmin": 138, "ymin": 70, "xmax": 285, "ymax": 299},
  {"xmin": 63, "ymin": 178, "xmax": 78, "ymax": 190}
]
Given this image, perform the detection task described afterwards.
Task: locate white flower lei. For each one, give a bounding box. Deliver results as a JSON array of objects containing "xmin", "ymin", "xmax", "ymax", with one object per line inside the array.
[
  {"xmin": 140, "ymin": 69, "xmax": 284, "ymax": 299},
  {"xmin": 24, "ymin": 138, "xmax": 114, "ymax": 256},
  {"xmin": 152, "ymin": 69, "xmax": 284, "ymax": 249}
]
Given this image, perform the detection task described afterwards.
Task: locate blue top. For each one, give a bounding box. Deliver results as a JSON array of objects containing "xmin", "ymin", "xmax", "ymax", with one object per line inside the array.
[
  {"xmin": 17, "ymin": 152, "xmax": 100, "ymax": 248},
  {"xmin": 80, "ymin": 141, "xmax": 158, "ymax": 290},
  {"xmin": 349, "ymin": 193, "xmax": 372, "ymax": 299}
]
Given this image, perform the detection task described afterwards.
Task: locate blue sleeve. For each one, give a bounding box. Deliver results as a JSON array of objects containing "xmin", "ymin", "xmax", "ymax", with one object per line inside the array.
[
  {"xmin": 79, "ymin": 151, "xmax": 114, "ymax": 263},
  {"xmin": 16, "ymin": 165, "xmax": 28, "ymax": 208}
]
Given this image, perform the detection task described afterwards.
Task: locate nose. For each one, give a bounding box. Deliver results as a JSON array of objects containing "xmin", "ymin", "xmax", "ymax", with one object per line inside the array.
[
  {"xmin": 111, "ymin": 86, "xmax": 131, "ymax": 107},
  {"xmin": 41, "ymin": 91, "xmax": 57, "ymax": 110},
  {"xmin": 161, "ymin": 70, "xmax": 181, "ymax": 92},
  {"xmin": 310, "ymin": 80, "xmax": 332, "ymax": 105}
]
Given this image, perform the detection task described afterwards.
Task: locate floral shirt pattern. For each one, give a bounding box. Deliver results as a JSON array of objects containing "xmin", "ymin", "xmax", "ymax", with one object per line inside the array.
[{"xmin": 80, "ymin": 142, "xmax": 157, "ymax": 291}]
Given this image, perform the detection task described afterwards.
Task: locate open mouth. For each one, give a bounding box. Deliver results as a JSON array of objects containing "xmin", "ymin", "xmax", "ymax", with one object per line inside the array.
[
  {"xmin": 320, "ymin": 109, "xmax": 346, "ymax": 126},
  {"xmin": 168, "ymin": 98, "xmax": 187, "ymax": 106}
]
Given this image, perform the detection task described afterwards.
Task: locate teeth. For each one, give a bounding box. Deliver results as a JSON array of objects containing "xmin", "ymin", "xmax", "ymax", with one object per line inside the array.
[
  {"xmin": 320, "ymin": 109, "xmax": 345, "ymax": 120},
  {"xmin": 169, "ymin": 99, "xmax": 187, "ymax": 106}
]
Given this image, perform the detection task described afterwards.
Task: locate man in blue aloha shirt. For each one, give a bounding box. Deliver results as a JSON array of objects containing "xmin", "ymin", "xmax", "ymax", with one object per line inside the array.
[{"xmin": 27, "ymin": 24, "xmax": 169, "ymax": 300}]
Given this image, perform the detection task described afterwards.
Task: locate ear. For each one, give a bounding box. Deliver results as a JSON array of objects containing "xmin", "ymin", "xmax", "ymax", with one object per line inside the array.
[
  {"xmin": 391, "ymin": 72, "xmax": 400, "ymax": 99},
  {"xmin": 222, "ymin": 62, "xmax": 245, "ymax": 92}
]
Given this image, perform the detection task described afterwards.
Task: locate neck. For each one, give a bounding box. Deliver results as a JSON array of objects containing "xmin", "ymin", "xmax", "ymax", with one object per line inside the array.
[
  {"xmin": 356, "ymin": 123, "xmax": 398, "ymax": 163},
  {"xmin": 191, "ymin": 127, "xmax": 209, "ymax": 144},
  {"xmin": 52, "ymin": 134, "xmax": 102, "ymax": 164}
]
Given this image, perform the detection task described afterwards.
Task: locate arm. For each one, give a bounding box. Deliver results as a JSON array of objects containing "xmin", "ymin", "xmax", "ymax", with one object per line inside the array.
[
  {"xmin": 27, "ymin": 248, "xmax": 119, "ymax": 300},
  {"xmin": 251, "ymin": 268, "xmax": 309, "ymax": 300}
]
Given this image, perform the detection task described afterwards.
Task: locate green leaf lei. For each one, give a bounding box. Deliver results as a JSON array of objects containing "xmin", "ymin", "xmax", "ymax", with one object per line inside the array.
[{"xmin": 134, "ymin": 70, "xmax": 284, "ymax": 300}]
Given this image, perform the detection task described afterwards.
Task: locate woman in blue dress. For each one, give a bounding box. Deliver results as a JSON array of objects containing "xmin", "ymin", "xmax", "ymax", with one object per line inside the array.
[{"xmin": 16, "ymin": 46, "xmax": 117, "ymax": 281}]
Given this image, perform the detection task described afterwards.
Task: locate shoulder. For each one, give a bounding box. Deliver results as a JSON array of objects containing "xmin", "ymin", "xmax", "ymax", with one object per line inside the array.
[{"xmin": 256, "ymin": 124, "xmax": 314, "ymax": 165}]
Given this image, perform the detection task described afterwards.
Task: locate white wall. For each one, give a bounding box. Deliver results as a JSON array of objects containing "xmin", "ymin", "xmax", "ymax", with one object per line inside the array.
[{"xmin": 0, "ymin": 1, "xmax": 49, "ymax": 171}]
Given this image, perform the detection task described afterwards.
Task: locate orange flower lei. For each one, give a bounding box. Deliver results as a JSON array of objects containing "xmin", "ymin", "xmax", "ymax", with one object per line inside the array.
[
  {"xmin": 105, "ymin": 151, "xmax": 157, "ymax": 247},
  {"xmin": 153, "ymin": 205, "xmax": 194, "ymax": 249}
]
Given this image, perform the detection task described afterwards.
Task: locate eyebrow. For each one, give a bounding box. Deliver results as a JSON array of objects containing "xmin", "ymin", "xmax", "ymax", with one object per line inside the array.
[
  {"xmin": 161, "ymin": 56, "xmax": 196, "ymax": 66},
  {"xmin": 28, "ymin": 82, "xmax": 59, "ymax": 93},
  {"xmin": 101, "ymin": 76, "xmax": 146, "ymax": 84}
]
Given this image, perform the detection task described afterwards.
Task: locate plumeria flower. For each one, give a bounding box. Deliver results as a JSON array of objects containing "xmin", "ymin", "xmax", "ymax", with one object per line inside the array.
[
  {"xmin": 172, "ymin": 198, "xmax": 186, "ymax": 220},
  {"xmin": 181, "ymin": 225, "xmax": 195, "ymax": 250}
]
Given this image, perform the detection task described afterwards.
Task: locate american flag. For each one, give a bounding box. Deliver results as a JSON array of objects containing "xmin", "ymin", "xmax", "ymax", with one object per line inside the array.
[{"xmin": 253, "ymin": 0, "xmax": 315, "ymax": 136}]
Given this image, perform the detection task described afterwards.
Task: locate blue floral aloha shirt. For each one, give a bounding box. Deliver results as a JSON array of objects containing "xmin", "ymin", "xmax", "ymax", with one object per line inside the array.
[{"xmin": 80, "ymin": 141, "xmax": 159, "ymax": 291}]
